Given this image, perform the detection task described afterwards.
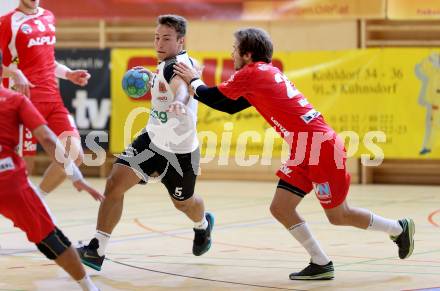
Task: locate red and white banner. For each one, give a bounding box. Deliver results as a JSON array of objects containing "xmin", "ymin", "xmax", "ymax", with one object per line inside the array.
[{"xmin": 40, "ymin": 0, "xmax": 385, "ymax": 20}]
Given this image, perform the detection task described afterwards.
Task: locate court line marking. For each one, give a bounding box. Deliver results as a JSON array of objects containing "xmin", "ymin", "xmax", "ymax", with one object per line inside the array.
[
  {"xmin": 133, "ymin": 218, "xmax": 440, "ymax": 264},
  {"xmin": 402, "ymin": 287, "xmax": 440, "ymax": 291},
  {"xmin": 107, "ymin": 258, "xmax": 305, "ymax": 291},
  {"xmin": 428, "ymin": 209, "xmax": 440, "ymax": 227}
]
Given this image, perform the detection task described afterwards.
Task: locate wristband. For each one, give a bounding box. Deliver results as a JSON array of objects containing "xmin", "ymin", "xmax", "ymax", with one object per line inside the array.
[
  {"xmin": 190, "ymin": 78, "xmax": 205, "ymax": 92},
  {"xmin": 55, "ymin": 63, "xmax": 71, "ymax": 79},
  {"xmin": 65, "ymin": 161, "xmax": 84, "ymax": 182}
]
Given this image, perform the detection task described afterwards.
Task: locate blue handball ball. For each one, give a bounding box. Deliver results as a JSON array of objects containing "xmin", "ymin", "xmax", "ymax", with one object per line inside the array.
[{"xmin": 122, "ymin": 68, "xmax": 150, "ymax": 99}]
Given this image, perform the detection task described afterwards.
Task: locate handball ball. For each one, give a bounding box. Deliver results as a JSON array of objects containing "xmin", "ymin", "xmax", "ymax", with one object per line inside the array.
[{"xmin": 122, "ymin": 68, "xmax": 150, "ymax": 99}]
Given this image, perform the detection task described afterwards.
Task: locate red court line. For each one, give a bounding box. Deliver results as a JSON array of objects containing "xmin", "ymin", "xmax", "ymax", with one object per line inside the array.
[
  {"xmin": 402, "ymin": 287, "xmax": 440, "ymax": 291},
  {"xmin": 134, "ymin": 218, "xmax": 273, "ymax": 251},
  {"xmin": 133, "ymin": 218, "xmax": 440, "ymax": 263},
  {"xmin": 428, "ymin": 209, "xmax": 440, "ymax": 227}
]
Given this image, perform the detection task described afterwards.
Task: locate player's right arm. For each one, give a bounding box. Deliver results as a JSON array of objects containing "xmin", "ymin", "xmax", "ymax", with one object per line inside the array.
[
  {"xmin": 173, "ymin": 62, "xmax": 251, "ymax": 114},
  {"xmin": 17, "ymin": 96, "xmax": 104, "ymax": 201},
  {"xmin": 2, "ymin": 65, "xmax": 35, "ymax": 97}
]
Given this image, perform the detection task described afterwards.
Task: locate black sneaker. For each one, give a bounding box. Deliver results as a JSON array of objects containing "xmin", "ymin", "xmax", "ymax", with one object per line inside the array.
[
  {"xmin": 192, "ymin": 212, "xmax": 214, "ymax": 256},
  {"xmin": 390, "ymin": 218, "xmax": 415, "ymax": 259},
  {"xmin": 289, "ymin": 261, "xmax": 334, "ymax": 280},
  {"xmin": 77, "ymin": 238, "xmax": 105, "ymax": 271}
]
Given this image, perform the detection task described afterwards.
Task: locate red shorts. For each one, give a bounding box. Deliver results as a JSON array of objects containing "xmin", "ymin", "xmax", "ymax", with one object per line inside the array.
[
  {"xmin": 21, "ymin": 102, "xmax": 79, "ymax": 156},
  {"xmin": 0, "ymin": 157, "xmax": 55, "ymax": 243},
  {"xmin": 276, "ymin": 133, "xmax": 350, "ymax": 209}
]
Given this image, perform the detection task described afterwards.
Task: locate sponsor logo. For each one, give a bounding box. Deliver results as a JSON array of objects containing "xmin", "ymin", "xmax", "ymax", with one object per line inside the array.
[
  {"xmin": 21, "ymin": 24, "xmax": 32, "ymax": 34},
  {"xmin": 25, "ymin": 128, "xmax": 33, "ymax": 139},
  {"xmin": 313, "ymin": 182, "xmax": 332, "ymax": 200},
  {"xmin": 159, "ymin": 81, "xmax": 167, "ymax": 93},
  {"xmin": 0, "ymin": 157, "xmax": 15, "ymax": 173},
  {"xmin": 270, "ymin": 116, "xmax": 290, "ymax": 137},
  {"xmin": 72, "ymin": 90, "xmax": 111, "ymax": 130},
  {"xmin": 28, "ymin": 36, "xmax": 56, "ymax": 48},
  {"xmin": 151, "ymin": 108, "xmax": 168, "ymax": 123},
  {"xmin": 157, "ymin": 95, "xmax": 168, "ymax": 102},
  {"xmin": 279, "ymin": 164, "xmax": 293, "ymax": 177},
  {"xmin": 120, "ymin": 146, "xmax": 138, "ymax": 158},
  {"xmin": 301, "ymin": 109, "xmax": 321, "ymax": 124},
  {"xmin": 24, "ymin": 141, "xmax": 37, "ymax": 152}
]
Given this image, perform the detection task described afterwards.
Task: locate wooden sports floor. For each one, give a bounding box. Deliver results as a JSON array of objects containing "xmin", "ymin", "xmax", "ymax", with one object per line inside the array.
[{"xmin": 1, "ymin": 178, "xmax": 439, "ymax": 291}]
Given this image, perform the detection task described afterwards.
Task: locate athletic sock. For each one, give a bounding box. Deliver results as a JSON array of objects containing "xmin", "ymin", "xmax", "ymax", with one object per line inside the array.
[
  {"xmin": 36, "ymin": 186, "xmax": 49, "ymax": 197},
  {"xmin": 289, "ymin": 222, "xmax": 330, "ymax": 266},
  {"xmin": 78, "ymin": 274, "xmax": 99, "ymax": 291},
  {"xmin": 95, "ymin": 230, "xmax": 110, "ymax": 257},
  {"xmin": 367, "ymin": 212, "xmax": 403, "ymax": 236},
  {"xmin": 194, "ymin": 213, "xmax": 208, "ymax": 230}
]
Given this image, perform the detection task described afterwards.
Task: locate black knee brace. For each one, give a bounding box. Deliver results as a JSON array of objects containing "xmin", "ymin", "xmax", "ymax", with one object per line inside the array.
[{"xmin": 36, "ymin": 227, "xmax": 71, "ymax": 260}]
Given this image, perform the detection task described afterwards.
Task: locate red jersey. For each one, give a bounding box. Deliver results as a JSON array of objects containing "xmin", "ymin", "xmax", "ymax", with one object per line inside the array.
[
  {"xmin": 218, "ymin": 62, "xmax": 332, "ymax": 141},
  {"xmin": 0, "ymin": 87, "xmax": 46, "ymax": 157},
  {"xmin": 0, "ymin": 7, "xmax": 61, "ymax": 103}
]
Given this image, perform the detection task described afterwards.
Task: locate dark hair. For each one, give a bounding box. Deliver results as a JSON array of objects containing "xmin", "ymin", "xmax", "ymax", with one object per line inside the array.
[
  {"xmin": 157, "ymin": 14, "xmax": 187, "ymax": 38},
  {"xmin": 234, "ymin": 28, "xmax": 273, "ymax": 63}
]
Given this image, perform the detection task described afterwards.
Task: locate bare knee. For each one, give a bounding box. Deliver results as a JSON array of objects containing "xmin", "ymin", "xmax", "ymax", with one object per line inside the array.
[
  {"xmin": 174, "ymin": 201, "xmax": 191, "ymax": 213},
  {"xmin": 327, "ymin": 211, "xmax": 350, "ymax": 226},
  {"xmin": 104, "ymin": 175, "xmax": 125, "ymax": 200},
  {"xmin": 270, "ymin": 201, "xmax": 285, "ymax": 222}
]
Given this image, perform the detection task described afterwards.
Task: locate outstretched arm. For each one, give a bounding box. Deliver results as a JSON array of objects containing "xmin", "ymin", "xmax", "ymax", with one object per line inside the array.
[
  {"xmin": 173, "ymin": 62, "xmax": 251, "ymax": 114},
  {"xmin": 55, "ymin": 61, "xmax": 90, "ymax": 87}
]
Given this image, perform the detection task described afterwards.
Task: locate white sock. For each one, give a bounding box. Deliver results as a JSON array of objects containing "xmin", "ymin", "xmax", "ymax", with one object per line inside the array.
[
  {"xmin": 95, "ymin": 230, "xmax": 110, "ymax": 257},
  {"xmin": 36, "ymin": 186, "xmax": 49, "ymax": 197},
  {"xmin": 194, "ymin": 213, "xmax": 208, "ymax": 230},
  {"xmin": 78, "ymin": 274, "xmax": 99, "ymax": 291},
  {"xmin": 367, "ymin": 212, "xmax": 403, "ymax": 236},
  {"xmin": 289, "ymin": 222, "xmax": 330, "ymax": 266}
]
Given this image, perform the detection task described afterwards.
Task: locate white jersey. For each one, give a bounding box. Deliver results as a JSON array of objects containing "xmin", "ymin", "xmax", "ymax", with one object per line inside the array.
[{"xmin": 146, "ymin": 51, "xmax": 199, "ymax": 154}]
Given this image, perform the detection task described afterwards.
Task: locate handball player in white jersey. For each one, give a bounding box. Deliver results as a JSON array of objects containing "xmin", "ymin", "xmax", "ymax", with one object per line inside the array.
[{"xmin": 77, "ymin": 15, "xmax": 214, "ymax": 271}]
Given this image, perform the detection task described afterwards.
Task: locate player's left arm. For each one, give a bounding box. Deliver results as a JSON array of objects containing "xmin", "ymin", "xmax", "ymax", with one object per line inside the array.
[
  {"xmin": 173, "ymin": 62, "xmax": 251, "ymax": 114},
  {"xmin": 55, "ymin": 61, "xmax": 90, "ymax": 87}
]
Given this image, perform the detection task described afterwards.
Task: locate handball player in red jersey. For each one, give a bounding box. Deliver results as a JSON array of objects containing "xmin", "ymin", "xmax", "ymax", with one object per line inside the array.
[
  {"xmin": 174, "ymin": 27, "xmax": 415, "ymax": 280},
  {"xmin": 0, "ymin": 49, "xmax": 103, "ymax": 291},
  {"xmin": 0, "ymin": 0, "xmax": 91, "ymax": 198}
]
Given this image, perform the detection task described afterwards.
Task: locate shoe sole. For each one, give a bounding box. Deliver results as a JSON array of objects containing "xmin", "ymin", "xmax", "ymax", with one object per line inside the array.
[
  {"xmin": 402, "ymin": 218, "xmax": 415, "ymax": 259},
  {"xmin": 80, "ymin": 258, "xmax": 102, "ymax": 271},
  {"xmin": 290, "ymin": 271, "xmax": 334, "ymax": 280},
  {"xmin": 193, "ymin": 212, "xmax": 215, "ymax": 256}
]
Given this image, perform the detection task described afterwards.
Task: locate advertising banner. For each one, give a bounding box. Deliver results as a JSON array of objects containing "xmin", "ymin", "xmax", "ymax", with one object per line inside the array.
[
  {"xmin": 42, "ymin": 0, "xmax": 385, "ymax": 20},
  {"xmin": 111, "ymin": 48, "xmax": 440, "ymax": 160},
  {"xmin": 56, "ymin": 49, "xmax": 111, "ymax": 150},
  {"xmin": 388, "ymin": 0, "xmax": 440, "ymax": 20}
]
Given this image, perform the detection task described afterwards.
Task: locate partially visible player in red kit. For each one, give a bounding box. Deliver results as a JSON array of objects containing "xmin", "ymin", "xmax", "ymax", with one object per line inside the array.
[
  {"xmin": 0, "ymin": 0, "xmax": 90, "ymax": 198},
  {"xmin": 0, "ymin": 49, "xmax": 103, "ymax": 290},
  {"xmin": 174, "ymin": 28, "xmax": 415, "ymax": 280}
]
